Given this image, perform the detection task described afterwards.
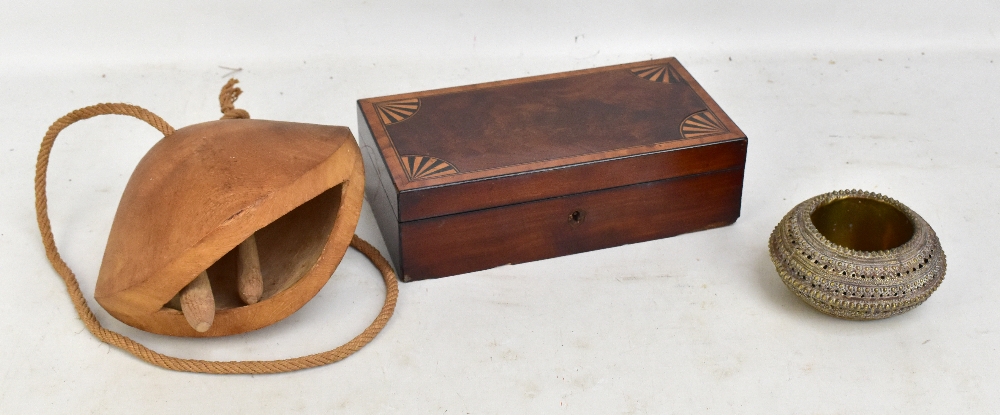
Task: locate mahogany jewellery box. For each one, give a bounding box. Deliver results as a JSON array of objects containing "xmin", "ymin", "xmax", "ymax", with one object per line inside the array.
[{"xmin": 358, "ymin": 58, "xmax": 748, "ymax": 281}]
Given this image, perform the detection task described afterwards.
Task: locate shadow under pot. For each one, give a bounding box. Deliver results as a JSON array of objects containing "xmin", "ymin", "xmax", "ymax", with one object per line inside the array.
[{"xmin": 768, "ymin": 189, "xmax": 945, "ymax": 320}]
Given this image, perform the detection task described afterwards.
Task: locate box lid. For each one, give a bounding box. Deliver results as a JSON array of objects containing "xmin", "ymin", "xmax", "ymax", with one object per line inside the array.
[{"xmin": 358, "ymin": 57, "xmax": 747, "ymax": 222}]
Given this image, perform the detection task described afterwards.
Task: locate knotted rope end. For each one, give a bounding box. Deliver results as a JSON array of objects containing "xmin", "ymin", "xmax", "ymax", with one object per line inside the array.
[{"xmin": 219, "ymin": 78, "xmax": 250, "ymax": 119}]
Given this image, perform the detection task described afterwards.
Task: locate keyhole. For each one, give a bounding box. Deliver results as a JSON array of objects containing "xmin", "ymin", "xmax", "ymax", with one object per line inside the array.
[{"xmin": 568, "ymin": 210, "xmax": 585, "ymax": 224}]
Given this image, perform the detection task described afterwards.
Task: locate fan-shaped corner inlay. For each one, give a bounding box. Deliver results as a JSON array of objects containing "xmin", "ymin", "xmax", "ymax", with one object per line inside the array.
[
  {"xmin": 630, "ymin": 64, "xmax": 684, "ymax": 84},
  {"xmin": 400, "ymin": 155, "xmax": 458, "ymax": 180},
  {"xmin": 680, "ymin": 110, "xmax": 729, "ymax": 139},
  {"xmin": 374, "ymin": 99, "xmax": 420, "ymax": 125}
]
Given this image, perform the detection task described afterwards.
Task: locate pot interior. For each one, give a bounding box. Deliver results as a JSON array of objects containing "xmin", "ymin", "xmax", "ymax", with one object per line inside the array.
[{"xmin": 810, "ymin": 197, "xmax": 914, "ymax": 252}]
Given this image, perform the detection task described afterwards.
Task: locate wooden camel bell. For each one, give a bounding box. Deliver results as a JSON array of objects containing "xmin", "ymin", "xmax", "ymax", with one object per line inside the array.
[{"xmin": 94, "ymin": 109, "xmax": 364, "ymax": 337}]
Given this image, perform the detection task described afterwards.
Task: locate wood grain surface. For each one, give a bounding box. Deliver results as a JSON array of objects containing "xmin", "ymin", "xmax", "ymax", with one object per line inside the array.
[{"xmin": 359, "ymin": 58, "xmax": 744, "ymax": 194}]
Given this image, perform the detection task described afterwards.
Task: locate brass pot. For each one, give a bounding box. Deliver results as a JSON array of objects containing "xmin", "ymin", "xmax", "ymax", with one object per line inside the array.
[{"xmin": 768, "ymin": 190, "xmax": 945, "ymax": 320}]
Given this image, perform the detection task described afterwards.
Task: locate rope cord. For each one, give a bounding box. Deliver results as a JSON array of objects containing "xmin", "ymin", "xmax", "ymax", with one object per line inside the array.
[{"xmin": 34, "ymin": 82, "xmax": 397, "ymax": 374}]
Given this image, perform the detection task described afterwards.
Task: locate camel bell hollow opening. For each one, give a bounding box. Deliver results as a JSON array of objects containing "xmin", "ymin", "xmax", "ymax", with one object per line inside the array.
[{"xmin": 163, "ymin": 183, "xmax": 344, "ymax": 312}]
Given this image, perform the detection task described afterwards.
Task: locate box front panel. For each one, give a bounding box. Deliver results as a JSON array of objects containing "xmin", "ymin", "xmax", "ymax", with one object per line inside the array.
[
  {"xmin": 398, "ymin": 139, "xmax": 747, "ymax": 222},
  {"xmin": 398, "ymin": 167, "xmax": 744, "ymax": 281}
]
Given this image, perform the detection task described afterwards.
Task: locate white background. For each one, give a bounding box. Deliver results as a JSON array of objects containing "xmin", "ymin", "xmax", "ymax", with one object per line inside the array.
[{"xmin": 1, "ymin": 1, "xmax": 999, "ymax": 413}]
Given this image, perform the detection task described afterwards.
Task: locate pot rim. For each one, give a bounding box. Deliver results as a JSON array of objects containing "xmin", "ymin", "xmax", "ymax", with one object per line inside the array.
[{"xmin": 796, "ymin": 189, "xmax": 930, "ymax": 259}]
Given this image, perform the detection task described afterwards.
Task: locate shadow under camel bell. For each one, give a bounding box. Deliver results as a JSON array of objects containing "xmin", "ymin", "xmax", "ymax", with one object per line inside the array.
[{"xmin": 35, "ymin": 80, "xmax": 397, "ymax": 374}]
